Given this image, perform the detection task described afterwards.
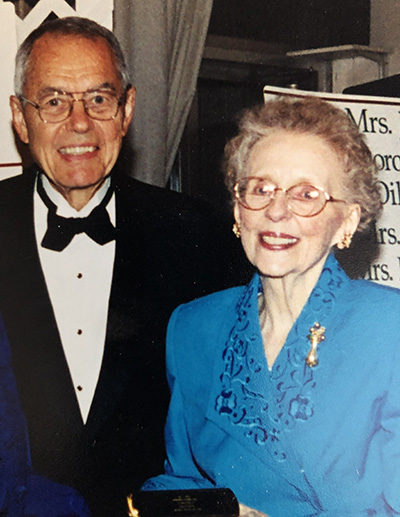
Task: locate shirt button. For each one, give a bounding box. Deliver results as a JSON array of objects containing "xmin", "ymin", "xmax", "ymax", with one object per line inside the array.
[
  {"xmin": 77, "ymin": 385, "xmax": 83, "ymax": 391},
  {"xmin": 77, "ymin": 329, "xmax": 83, "ymax": 335},
  {"xmin": 77, "ymin": 273, "xmax": 83, "ymax": 279}
]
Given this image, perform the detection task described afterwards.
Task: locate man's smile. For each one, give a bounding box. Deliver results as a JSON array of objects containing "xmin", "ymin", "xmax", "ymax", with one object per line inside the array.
[{"xmin": 59, "ymin": 145, "xmax": 99, "ymax": 156}]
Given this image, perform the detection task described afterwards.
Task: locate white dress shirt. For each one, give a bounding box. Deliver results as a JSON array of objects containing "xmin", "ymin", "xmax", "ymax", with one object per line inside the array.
[{"xmin": 34, "ymin": 174, "xmax": 116, "ymax": 423}]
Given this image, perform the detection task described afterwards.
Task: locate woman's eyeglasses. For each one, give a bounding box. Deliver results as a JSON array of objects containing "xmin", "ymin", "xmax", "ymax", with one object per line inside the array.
[{"xmin": 234, "ymin": 177, "xmax": 346, "ymax": 217}]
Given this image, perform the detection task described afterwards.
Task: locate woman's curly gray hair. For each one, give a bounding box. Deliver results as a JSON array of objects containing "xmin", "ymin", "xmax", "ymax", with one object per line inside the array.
[{"xmin": 224, "ymin": 95, "xmax": 382, "ymax": 233}]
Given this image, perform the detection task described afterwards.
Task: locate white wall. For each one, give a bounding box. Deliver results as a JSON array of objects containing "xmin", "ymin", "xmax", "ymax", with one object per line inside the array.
[{"xmin": 0, "ymin": 3, "xmax": 20, "ymax": 180}]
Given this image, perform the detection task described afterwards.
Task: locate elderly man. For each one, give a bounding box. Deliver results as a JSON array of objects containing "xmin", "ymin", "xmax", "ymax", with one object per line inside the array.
[{"xmin": 0, "ymin": 16, "xmax": 246, "ymax": 516}]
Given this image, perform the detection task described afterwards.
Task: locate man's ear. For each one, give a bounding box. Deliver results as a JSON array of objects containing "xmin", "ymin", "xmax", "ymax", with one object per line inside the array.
[
  {"xmin": 10, "ymin": 95, "xmax": 29, "ymax": 144},
  {"xmin": 121, "ymin": 86, "xmax": 136, "ymax": 136}
]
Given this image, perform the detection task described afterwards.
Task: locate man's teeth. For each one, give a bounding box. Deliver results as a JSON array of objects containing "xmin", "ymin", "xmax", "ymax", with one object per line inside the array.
[
  {"xmin": 262, "ymin": 235, "xmax": 297, "ymax": 245},
  {"xmin": 59, "ymin": 146, "xmax": 97, "ymax": 155}
]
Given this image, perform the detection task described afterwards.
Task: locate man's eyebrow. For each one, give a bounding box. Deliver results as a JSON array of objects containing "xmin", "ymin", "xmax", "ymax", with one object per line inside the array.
[
  {"xmin": 36, "ymin": 83, "xmax": 119, "ymax": 97},
  {"xmin": 82, "ymin": 83, "xmax": 119, "ymax": 94},
  {"xmin": 93, "ymin": 82, "xmax": 118, "ymax": 92},
  {"xmin": 36, "ymin": 87, "xmax": 65, "ymax": 97}
]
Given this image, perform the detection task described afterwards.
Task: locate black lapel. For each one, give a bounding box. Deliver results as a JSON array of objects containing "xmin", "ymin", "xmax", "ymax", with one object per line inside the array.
[
  {"xmin": 0, "ymin": 170, "xmax": 83, "ymax": 437},
  {"xmin": 85, "ymin": 174, "xmax": 149, "ymax": 435}
]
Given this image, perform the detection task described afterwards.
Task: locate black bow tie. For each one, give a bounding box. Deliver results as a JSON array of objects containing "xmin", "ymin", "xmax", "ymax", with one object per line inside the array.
[{"xmin": 37, "ymin": 176, "xmax": 116, "ymax": 252}]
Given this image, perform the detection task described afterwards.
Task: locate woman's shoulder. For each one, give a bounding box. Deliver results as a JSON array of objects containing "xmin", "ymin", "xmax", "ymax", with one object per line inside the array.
[
  {"xmin": 344, "ymin": 278, "xmax": 400, "ymax": 331},
  {"xmin": 172, "ymin": 284, "xmax": 247, "ymax": 322},
  {"xmin": 166, "ymin": 285, "xmax": 249, "ymax": 367},
  {"xmin": 349, "ymin": 277, "xmax": 400, "ymax": 305},
  {"xmin": 167, "ymin": 281, "xmax": 254, "ymax": 342},
  {"xmin": 324, "ymin": 255, "xmax": 400, "ymax": 314}
]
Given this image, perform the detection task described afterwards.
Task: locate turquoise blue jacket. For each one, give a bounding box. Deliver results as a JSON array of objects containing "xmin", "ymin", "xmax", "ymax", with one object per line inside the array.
[{"xmin": 143, "ymin": 255, "xmax": 400, "ymax": 516}]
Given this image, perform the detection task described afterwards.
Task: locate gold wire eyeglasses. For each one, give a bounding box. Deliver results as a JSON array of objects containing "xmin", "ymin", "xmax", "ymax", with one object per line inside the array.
[{"xmin": 234, "ymin": 177, "xmax": 346, "ymax": 217}]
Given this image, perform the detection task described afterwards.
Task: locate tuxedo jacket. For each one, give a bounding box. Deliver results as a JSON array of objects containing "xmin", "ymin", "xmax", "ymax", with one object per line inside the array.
[
  {"xmin": 0, "ymin": 166, "xmax": 248, "ymax": 516},
  {"xmin": 143, "ymin": 254, "xmax": 400, "ymax": 515}
]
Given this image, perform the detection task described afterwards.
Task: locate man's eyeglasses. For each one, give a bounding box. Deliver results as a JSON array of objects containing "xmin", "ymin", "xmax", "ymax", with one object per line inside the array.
[
  {"xmin": 20, "ymin": 89, "xmax": 125, "ymax": 123},
  {"xmin": 234, "ymin": 177, "xmax": 346, "ymax": 217}
]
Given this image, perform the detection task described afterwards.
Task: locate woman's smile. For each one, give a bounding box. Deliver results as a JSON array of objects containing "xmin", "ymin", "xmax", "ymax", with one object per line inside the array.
[{"xmin": 258, "ymin": 231, "xmax": 299, "ymax": 250}]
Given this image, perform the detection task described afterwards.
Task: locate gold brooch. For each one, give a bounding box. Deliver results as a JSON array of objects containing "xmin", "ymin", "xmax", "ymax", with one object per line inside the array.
[{"xmin": 306, "ymin": 322, "xmax": 325, "ymax": 367}]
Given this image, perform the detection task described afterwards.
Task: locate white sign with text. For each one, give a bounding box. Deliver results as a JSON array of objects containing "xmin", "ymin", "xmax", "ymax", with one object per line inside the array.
[{"xmin": 264, "ymin": 86, "xmax": 400, "ymax": 288}]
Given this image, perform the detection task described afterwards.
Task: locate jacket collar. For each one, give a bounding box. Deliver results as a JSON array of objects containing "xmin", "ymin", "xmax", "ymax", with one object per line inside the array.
[{"xmin": 205, "ymin": 254, "xmax": 349, "ymax": 499}]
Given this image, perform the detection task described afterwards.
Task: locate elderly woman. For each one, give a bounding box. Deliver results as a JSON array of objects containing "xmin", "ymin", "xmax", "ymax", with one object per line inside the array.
[{"xmin": 142, "ymin": 96, "xmax": 400, "ymax": 516}]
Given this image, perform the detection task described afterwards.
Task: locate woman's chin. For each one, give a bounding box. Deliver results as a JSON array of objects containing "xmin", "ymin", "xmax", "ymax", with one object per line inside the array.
[{"xmin": 256, "ymin": 264, "xmax": 290, "ymax": 279}]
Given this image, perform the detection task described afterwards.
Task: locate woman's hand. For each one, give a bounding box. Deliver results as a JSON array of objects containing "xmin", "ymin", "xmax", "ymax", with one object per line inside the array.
[{"xmin": 239, "ymin": 503, "xmax": 269, "ymax": 516}]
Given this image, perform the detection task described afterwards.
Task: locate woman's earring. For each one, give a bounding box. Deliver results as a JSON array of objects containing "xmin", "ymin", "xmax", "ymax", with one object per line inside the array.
[
  {"xmin": 341, "ymin": 232, "xmax": 352, "ymax": 249},
  {"xmin": 232, "ymin": 222, "xmax": 241, "ymax": 238}
]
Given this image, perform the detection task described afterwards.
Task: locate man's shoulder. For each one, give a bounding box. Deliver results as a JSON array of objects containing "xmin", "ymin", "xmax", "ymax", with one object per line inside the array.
[
  {"xmin": 113, "ymin": 172, "xmax": 253, "ymax": 289},
  {"xmin": 0, "ymin": 169, "xmax": 35, "ymax": 189},
  {"xmin": 113, "ymin": 172, "xmax": 165, "ymax": 198},
  {"xmin": 0, "ymin": 170, "xmax": 36, "ymax": 210},
  {"xmin": 113, "ymin": 172, "xmax": 215, "ymax": 217}
]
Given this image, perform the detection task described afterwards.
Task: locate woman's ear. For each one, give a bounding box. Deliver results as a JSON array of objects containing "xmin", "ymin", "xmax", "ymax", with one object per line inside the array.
[
  {"xmin": 336, "ymin": 203, "xmax": 361, "ymax": 249},
  {"xmin": 347, "ymin": 203, "xmax": 362, "ymax": 235},
  {"xmin": 233, "ymin": 202, "xmax": 241, "ymax": 226}
]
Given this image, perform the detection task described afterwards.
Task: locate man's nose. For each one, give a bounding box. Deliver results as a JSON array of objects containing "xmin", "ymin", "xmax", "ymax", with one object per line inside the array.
[{"xmin": 66, "ymin": 98, "xmax": 93, "ymax": 132}]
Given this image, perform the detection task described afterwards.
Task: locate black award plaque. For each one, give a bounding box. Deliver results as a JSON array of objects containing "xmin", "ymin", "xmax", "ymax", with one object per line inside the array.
[{"xmin": 127, "ymin": 488, "xmax": 239, "ymax": 517}]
